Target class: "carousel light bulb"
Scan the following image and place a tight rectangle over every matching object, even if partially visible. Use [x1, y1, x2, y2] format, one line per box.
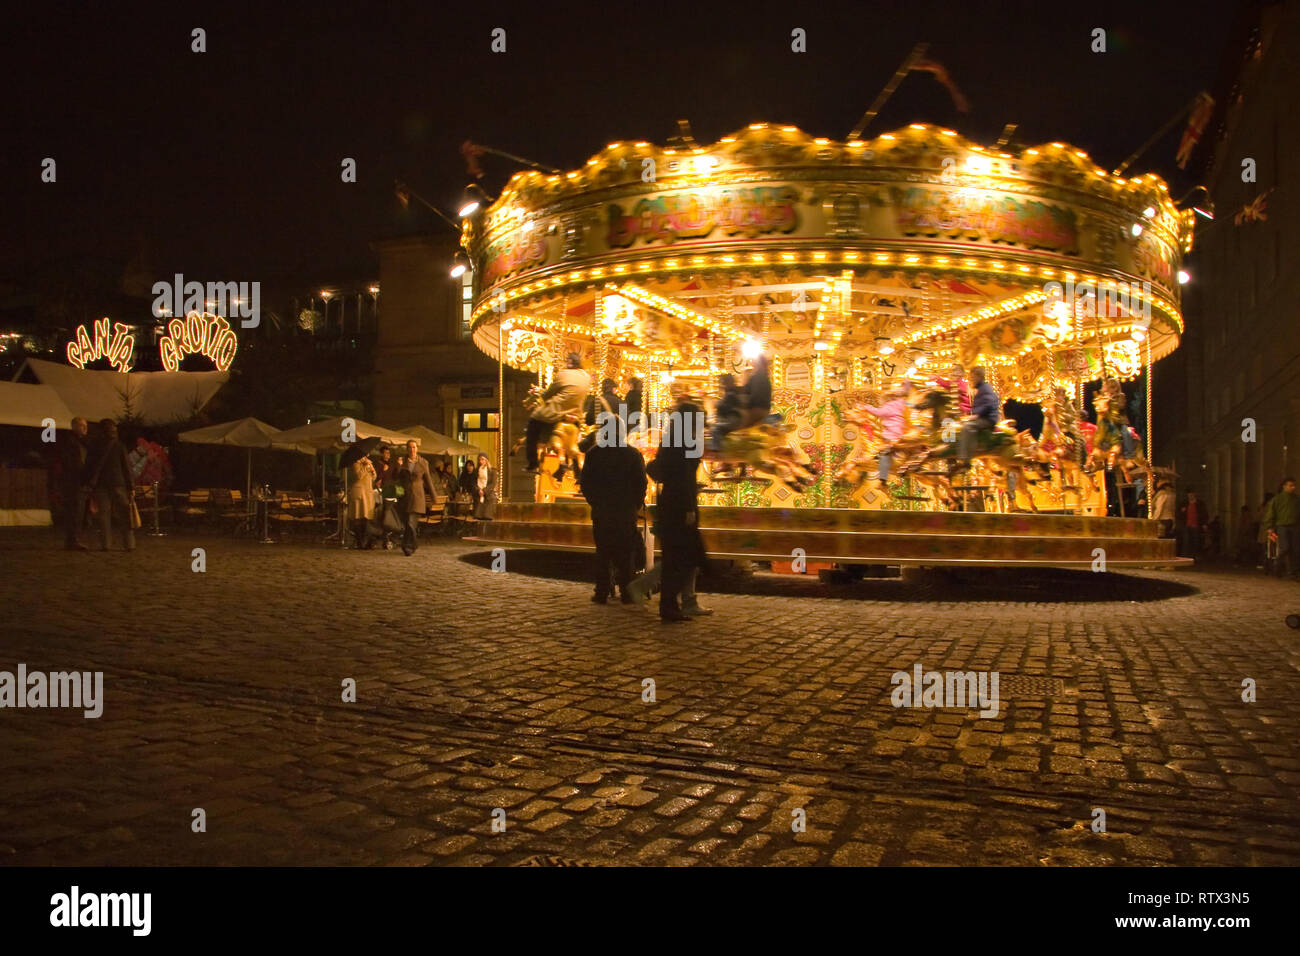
[1143, 206, 1157, 218]
[741, 339, 762, 359]
[1177, 270, 1191, 284]
[1130, 223, 1143, 237]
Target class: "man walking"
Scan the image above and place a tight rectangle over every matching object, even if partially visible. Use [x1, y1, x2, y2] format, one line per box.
[525, 353, 590, 473]
[396, 439, 436, 556]
[580, 413, 646, 604]
[60, 416, 91, 550]
[1261, 477, 1298, 579]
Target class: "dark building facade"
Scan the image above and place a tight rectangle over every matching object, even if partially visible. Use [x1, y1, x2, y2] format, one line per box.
[1161, 0, 1299, 547]
[371, 233, 533, 496]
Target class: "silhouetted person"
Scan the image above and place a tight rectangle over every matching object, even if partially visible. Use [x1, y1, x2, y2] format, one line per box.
[60, 416, 91, 550]
[580, 413, 646, 604]
[88, 419, 134, 552]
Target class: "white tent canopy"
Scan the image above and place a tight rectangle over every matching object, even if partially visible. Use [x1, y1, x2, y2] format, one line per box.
[16, 358, 228, 426]
[0, 381, 76, 428]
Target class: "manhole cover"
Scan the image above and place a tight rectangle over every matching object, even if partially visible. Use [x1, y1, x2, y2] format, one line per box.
[998, 676, 1066, 698]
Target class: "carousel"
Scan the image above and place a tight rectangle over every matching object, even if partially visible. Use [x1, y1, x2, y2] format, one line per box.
[462, 122, 1193, 569]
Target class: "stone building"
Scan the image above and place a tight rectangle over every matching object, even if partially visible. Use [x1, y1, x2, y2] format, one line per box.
[1161, 0, 1299, 547]
[371, 233, 534, 498]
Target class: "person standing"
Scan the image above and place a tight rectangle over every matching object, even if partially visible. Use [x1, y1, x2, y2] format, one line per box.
[459, 459, 480, 509]
[525, 353, 590, 473]
[60, 416, 91, 550]
[623, 376, 645, 435]
[88, 419, 135, 552]
[396, 440, 436, 556]
[373, 445, 395, 491]
[347, 455, 377, 549]
[1179, 488, 1206, 559]
[1261, 477, 1298, 579]
[580, 413, 647, 604]
[1151, 479, 1176, 537]
[475, 453, 497, 521]
[646, 399, 708, 623]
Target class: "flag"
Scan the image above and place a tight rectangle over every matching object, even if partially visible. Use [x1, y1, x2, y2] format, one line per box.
[1175, 92, 1215, 169]
[912, 58, 970, 112]
[1234, 188, 1274, 226]
[461, 140, 486, 179]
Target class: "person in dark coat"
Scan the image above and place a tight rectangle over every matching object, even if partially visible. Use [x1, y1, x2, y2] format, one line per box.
[645, 399, 708, 623]
[60, 416, 91, 550]
[580, 413, 647, 604]
[623, 376, 644, 434]
[396, 440, 437, 556]
[88, 418, 135, 552]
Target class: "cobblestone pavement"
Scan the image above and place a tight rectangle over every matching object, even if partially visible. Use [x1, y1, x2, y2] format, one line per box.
[1, 528, 1298, 867]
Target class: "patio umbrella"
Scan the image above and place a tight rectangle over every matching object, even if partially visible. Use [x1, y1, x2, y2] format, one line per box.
[179, 416, 314, 498]
[273, 418, 422, 498]
[273, 418, 420, 452]
[399, 424, 483, 457]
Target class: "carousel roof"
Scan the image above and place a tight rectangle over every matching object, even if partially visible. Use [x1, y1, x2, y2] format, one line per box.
[461, 124, 1195, 401]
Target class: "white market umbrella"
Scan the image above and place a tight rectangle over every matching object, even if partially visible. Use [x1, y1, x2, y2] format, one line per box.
[179, 416, 314, 498]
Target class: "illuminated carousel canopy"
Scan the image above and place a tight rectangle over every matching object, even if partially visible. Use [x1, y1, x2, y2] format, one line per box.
[461, 123, 1193, 402]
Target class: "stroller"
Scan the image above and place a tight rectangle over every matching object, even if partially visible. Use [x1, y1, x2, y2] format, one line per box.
[366, 483, 404, 549]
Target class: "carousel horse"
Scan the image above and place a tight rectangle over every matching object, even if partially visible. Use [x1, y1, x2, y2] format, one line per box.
[516, 386, 589, 483]
[1084, 388, 1148, 484]
[706, 420, 819, 491]
[1041, 389, 1094, 494]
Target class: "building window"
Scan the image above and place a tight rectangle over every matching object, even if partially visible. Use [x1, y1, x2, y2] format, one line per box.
[459, 271, 473, 339]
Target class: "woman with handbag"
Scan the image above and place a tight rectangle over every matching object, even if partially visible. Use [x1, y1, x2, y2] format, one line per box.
[88, 419, 136, 552]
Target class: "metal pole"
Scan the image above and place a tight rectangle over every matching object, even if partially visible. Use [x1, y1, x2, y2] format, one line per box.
[849, 42, 927, 140]
[498, 322, 505, 501]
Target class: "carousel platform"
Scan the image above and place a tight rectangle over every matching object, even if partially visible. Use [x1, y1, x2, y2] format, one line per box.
[468, 501, 1186, 570]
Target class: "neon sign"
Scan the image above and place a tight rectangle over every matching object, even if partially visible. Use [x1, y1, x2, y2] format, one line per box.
[158, 312, 238, 372]
[67, 318, 135, 373]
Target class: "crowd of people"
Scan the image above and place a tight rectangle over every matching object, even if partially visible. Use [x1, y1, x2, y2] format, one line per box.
[1168, 477, 1298, 578]
[346, 440, 497, 555]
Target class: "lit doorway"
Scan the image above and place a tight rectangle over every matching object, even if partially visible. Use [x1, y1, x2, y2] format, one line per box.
[457, 409, 499, 474]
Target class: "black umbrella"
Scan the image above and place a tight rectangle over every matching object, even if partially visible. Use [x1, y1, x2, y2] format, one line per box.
[339, 436, 383, 469]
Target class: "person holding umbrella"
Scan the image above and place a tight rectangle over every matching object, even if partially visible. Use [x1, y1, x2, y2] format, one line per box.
[339, 437, 383, 549]
[346, 454, 377, 549]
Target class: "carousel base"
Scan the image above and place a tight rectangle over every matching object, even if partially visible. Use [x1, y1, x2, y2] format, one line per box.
[468, 502, 1187, 570]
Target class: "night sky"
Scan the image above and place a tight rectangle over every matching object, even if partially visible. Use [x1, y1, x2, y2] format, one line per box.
[3, 0, 1240, 285]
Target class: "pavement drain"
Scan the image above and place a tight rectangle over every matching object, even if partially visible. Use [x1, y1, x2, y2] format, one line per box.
[998, 676, 1067, 699]
[513, 854, 600, 867]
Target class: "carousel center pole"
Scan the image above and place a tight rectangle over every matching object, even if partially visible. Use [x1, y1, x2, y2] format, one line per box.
[498, 322, 505, 502]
